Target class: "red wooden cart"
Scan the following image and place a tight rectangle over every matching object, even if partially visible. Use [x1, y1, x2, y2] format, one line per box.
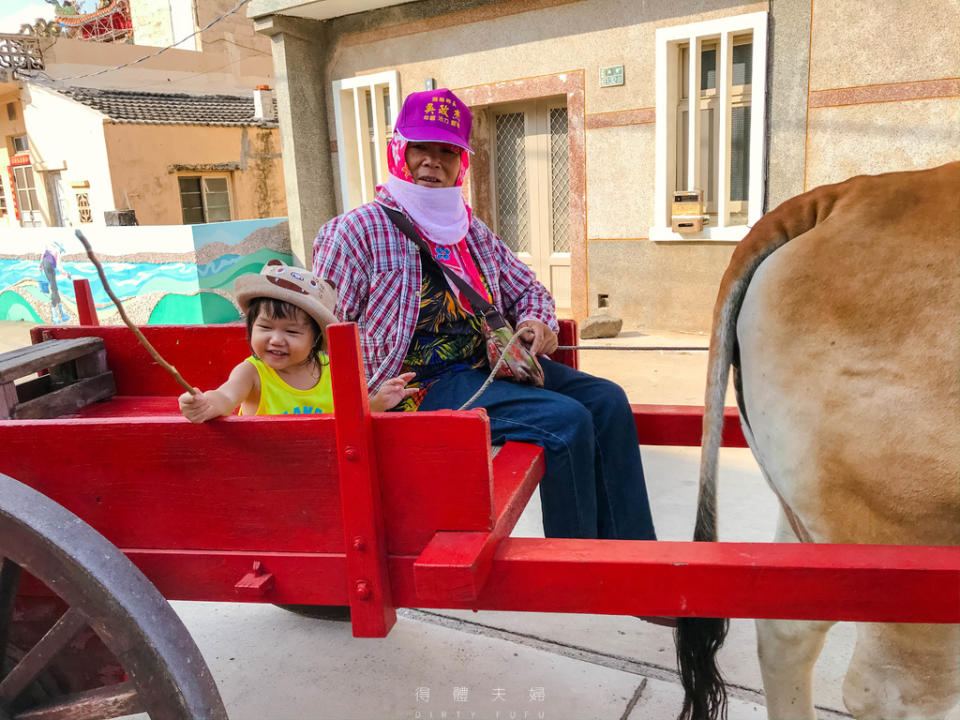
[0, 312, 957, 719]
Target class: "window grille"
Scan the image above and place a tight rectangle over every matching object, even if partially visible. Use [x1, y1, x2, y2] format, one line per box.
[495, 112, 529, 254]
[549, 107, 570, 254]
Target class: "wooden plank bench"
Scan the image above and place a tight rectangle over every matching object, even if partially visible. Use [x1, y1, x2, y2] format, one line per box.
[0, 337, 115, 420]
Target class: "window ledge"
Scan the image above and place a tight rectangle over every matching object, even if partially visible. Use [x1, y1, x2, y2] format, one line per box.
[168, 162, 240, 174]
[649, 225, 750, 242]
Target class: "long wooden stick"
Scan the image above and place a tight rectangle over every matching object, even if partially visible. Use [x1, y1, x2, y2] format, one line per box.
[74, 229, 197, 395]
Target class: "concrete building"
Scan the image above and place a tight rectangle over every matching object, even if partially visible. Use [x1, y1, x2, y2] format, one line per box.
[0, 0, 283, 229]
[248, 0, 960, 329]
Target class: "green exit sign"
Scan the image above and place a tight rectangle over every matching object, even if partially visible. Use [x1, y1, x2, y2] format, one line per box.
[599, 65, 624, 87]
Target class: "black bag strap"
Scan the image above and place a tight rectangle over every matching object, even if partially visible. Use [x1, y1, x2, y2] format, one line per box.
[382, 206, 507, 328]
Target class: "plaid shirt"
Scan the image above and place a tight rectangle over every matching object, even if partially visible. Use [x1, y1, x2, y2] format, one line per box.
[313, 186, 558, 391]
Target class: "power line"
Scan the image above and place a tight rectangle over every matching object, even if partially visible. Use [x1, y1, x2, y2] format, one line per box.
[33, 0, 254, 83]
[207, 36, 270, 56]
[117, 52, 259, 93]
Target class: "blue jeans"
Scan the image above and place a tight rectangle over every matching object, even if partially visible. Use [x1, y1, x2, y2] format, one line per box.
[418, 358, 656, 540]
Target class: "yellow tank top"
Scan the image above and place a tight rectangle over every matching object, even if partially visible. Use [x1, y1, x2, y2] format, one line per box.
[240, 354, 334, 416]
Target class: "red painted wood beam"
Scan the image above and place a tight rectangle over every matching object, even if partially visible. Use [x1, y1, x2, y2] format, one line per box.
[550, 318, 579, 370]
[328, 323, 396, 638]
[28, 324, 250, 395]
[413, 442, 544, 602]
[72, 278, 99, 326]
[121, 549, 350, 605]
[632, 404, 747, 447]
[455, 539, 960, 622]
[64, 396, 749, 449]
[71, 539, 960, 637]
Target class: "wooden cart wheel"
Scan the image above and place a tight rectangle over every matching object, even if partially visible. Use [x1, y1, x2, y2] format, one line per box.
[0, 473, 228, 720]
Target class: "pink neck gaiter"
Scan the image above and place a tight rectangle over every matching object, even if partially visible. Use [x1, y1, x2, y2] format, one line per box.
[383, 133, 489, 309]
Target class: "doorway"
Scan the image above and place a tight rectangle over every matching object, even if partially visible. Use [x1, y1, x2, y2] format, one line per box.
[490, 98, 571, 312]
[47, 171, 68, 227]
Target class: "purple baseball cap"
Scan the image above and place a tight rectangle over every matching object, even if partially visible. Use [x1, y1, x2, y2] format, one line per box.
[395, 88, 473, 152]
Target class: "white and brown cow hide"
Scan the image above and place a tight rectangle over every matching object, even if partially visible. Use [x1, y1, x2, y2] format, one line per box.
[676, 161, 960, 720]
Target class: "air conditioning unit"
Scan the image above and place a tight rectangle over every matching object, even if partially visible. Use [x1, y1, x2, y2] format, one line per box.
[671, 189, 708, 234]
[104, 209, 138, 226]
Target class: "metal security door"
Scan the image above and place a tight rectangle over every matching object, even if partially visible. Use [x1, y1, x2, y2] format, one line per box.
[492, 99, 571, 311]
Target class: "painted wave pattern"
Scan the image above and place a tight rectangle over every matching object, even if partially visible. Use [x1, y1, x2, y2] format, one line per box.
[1, 258, 196, 306]
[199, 254, 243, 278]
[0, 246, 292, 322]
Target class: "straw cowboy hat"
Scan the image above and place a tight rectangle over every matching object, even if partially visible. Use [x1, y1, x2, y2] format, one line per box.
[234, 260, 337, 331]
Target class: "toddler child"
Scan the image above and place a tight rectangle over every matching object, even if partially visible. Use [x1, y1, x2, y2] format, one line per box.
[179, 260, 415, 421]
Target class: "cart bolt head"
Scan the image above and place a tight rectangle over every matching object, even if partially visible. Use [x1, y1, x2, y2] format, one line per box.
[352, 536, 366, 552]
[344, 446, 358, 461]
[355, 579, 372, 600]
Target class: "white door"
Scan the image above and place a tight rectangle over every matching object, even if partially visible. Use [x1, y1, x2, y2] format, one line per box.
[48, 171, 68, 227]
[491, 99, 571, 312]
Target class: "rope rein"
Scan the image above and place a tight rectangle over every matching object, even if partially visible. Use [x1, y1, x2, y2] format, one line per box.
[457, 333, 710, 410]
[557, 345, 709, 352]
[457, 328, 526, 411]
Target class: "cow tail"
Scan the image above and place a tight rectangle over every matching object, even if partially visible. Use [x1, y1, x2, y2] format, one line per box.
[675, 186, 834, 720]
[675, 280, 739, 720]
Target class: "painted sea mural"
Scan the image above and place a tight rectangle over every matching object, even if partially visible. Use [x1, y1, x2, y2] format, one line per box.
[0, 218, 292, 325]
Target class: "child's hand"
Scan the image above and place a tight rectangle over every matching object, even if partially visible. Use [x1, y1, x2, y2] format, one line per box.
[369, 372, 417, 412]
[178, 363, 255, 422]
[178, 388, 221, 423]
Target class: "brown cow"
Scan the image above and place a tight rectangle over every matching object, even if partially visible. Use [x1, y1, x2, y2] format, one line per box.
[676, 162, 960, 720]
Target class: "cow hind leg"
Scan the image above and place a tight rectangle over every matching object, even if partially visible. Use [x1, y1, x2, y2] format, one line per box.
[757, 513, 836, 720]
[842, 622, 960, 720]
[757, 617, 835, 720]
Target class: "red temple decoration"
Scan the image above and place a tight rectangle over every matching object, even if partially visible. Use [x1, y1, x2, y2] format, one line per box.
[52, 0, 133, 42]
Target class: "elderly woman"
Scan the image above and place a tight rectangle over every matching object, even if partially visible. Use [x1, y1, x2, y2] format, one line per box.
[314, 88, 656, 542]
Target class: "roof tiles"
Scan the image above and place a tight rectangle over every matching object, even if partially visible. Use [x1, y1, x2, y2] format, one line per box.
[58, 86, 278, 127]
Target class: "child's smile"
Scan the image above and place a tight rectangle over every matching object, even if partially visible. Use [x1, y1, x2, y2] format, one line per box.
[250, 310, 317, 380]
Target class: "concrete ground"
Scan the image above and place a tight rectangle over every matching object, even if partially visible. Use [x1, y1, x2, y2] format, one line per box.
[1, 321, 856, 720]
[0, 321, 37, 354]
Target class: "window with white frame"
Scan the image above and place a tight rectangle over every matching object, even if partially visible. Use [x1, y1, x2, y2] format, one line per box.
[652, 11, 767, 241]
[178, 175, 232, 224]
[332, 71, 400, 212]
[12, 165, 41, 227]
